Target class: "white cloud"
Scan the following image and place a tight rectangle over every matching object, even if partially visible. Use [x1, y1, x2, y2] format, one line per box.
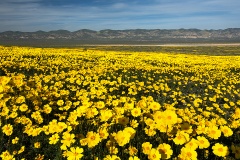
[0, 0, 239, 32]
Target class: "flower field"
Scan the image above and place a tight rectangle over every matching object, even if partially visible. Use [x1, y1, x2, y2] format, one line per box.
[0, 46, 240, 160]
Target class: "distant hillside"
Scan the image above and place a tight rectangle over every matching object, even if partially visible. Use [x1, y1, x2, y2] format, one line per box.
[0, 28, 240, 46]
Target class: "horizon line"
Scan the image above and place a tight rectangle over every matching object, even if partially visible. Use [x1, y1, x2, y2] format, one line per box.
[1, 28, 240, 33]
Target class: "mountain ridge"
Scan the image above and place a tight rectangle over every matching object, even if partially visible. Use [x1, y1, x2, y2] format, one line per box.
[1, 28, 240, 46]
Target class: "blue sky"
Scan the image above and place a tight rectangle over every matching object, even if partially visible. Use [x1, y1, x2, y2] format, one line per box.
[0, 0, 240, 32]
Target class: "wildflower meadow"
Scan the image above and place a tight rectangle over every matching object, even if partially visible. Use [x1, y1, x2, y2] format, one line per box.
[0, 46, 240, 160]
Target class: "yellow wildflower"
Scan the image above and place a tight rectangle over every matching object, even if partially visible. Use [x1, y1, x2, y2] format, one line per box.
[212, 143, 229, 157]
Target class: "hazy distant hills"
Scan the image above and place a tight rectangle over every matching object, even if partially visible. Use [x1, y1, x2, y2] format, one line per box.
[0, 28, 240, 46]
